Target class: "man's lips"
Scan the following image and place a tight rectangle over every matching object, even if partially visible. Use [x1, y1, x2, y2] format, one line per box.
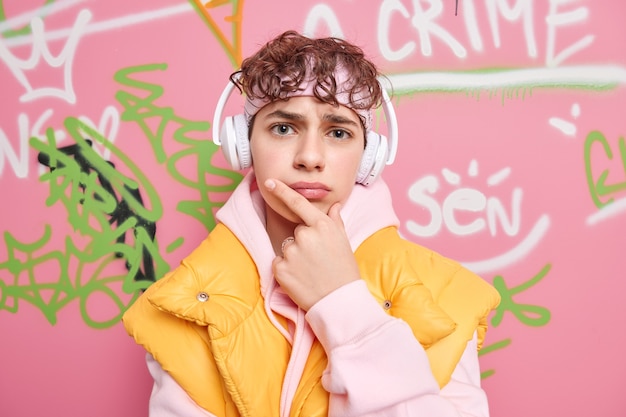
[289, 182, 331, 199]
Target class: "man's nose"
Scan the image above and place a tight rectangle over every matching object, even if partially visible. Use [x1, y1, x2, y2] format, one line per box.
[293, 132, 325, 170]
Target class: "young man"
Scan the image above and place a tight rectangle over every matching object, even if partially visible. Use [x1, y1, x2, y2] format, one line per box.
[123, 30, 501, 417]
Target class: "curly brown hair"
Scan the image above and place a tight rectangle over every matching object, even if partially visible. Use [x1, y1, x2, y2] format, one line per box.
[230, 30, 383, 115]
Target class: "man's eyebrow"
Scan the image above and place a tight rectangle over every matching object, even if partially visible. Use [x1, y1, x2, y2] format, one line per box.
[264, 110, 305, 121]
[264, 110, 358, 126]
[322, 113, 359, 126]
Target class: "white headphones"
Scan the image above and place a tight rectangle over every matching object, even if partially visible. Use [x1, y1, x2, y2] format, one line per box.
[212, 75, 398, 186]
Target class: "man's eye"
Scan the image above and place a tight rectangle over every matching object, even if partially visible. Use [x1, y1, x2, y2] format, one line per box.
[271, 124, 293, 135]
[331, 129, 349, 139]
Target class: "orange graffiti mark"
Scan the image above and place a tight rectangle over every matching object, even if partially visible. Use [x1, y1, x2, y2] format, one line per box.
[189, 0, 245, 67]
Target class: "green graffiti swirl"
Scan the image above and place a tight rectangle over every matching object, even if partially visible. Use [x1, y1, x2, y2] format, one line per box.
[491, 264, 552, 327]
[1, 63, 244, 327]
[479, 338, 512, 379]
[477, 265, 551, 378]
[4, 118, 172, 327]
[113, 63, 242, 232]
[584, 130, 626, 208]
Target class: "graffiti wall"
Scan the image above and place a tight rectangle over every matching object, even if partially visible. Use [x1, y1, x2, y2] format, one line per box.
[1, 0, 624, 416]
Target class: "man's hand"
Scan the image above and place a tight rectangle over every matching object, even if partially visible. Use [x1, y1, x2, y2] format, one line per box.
[265, 179, 361, 311]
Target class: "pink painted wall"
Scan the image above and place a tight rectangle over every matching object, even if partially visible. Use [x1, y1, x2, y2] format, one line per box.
[1, 0, 625, 416]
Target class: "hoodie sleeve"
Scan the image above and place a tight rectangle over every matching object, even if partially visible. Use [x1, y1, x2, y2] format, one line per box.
[146, 354, 218, 417]
[305, 280, 490, 417]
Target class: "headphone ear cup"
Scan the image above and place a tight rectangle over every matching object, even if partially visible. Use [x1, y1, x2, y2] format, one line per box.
[219, 114, 251, 170]
[356, 131, 389, 186]
[233, 114, 251, 169]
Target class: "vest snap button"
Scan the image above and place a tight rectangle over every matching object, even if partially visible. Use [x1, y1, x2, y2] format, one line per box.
[196, 292, 209, 302]
[383, 300, 392, 310]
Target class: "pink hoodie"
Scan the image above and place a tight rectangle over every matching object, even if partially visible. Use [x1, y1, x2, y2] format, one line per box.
[145, 172, 491, 417]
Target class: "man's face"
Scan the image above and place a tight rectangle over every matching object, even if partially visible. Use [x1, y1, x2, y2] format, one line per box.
[250, 96, 365, 223]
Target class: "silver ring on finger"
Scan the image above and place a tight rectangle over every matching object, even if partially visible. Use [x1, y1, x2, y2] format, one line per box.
[281, 236, 295, 254]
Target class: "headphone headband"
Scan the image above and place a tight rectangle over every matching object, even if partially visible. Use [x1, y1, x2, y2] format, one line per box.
[212, 75, 238, 147]
[378, 81, 398, 165]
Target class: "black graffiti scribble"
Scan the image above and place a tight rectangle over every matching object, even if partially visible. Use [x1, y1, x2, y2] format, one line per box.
[37, 138, 157, 284]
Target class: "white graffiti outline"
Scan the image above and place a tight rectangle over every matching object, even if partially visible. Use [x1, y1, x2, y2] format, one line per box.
[304, 1, 624, 90]
[549, 103, 580, 137]
[0, 9, 91, 103]
[1, 3, 194, 48]
[586, 197, 626, 226]
[387, 65, 626, 93]
[546, 0, 594, 67]
[0, 0, 87, 34]
[462, 214, 551, 274]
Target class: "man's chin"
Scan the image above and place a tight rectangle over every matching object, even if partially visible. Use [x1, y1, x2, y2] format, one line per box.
[307, 200, 331, 215]
[280, 203, 328, 224]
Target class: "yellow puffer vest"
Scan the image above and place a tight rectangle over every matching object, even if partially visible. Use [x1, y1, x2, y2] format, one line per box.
[123, 224, 500, 417]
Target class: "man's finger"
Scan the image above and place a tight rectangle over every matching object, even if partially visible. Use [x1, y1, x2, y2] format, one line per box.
[264, 179, 323, 226]
[327, 203, 345, 227]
